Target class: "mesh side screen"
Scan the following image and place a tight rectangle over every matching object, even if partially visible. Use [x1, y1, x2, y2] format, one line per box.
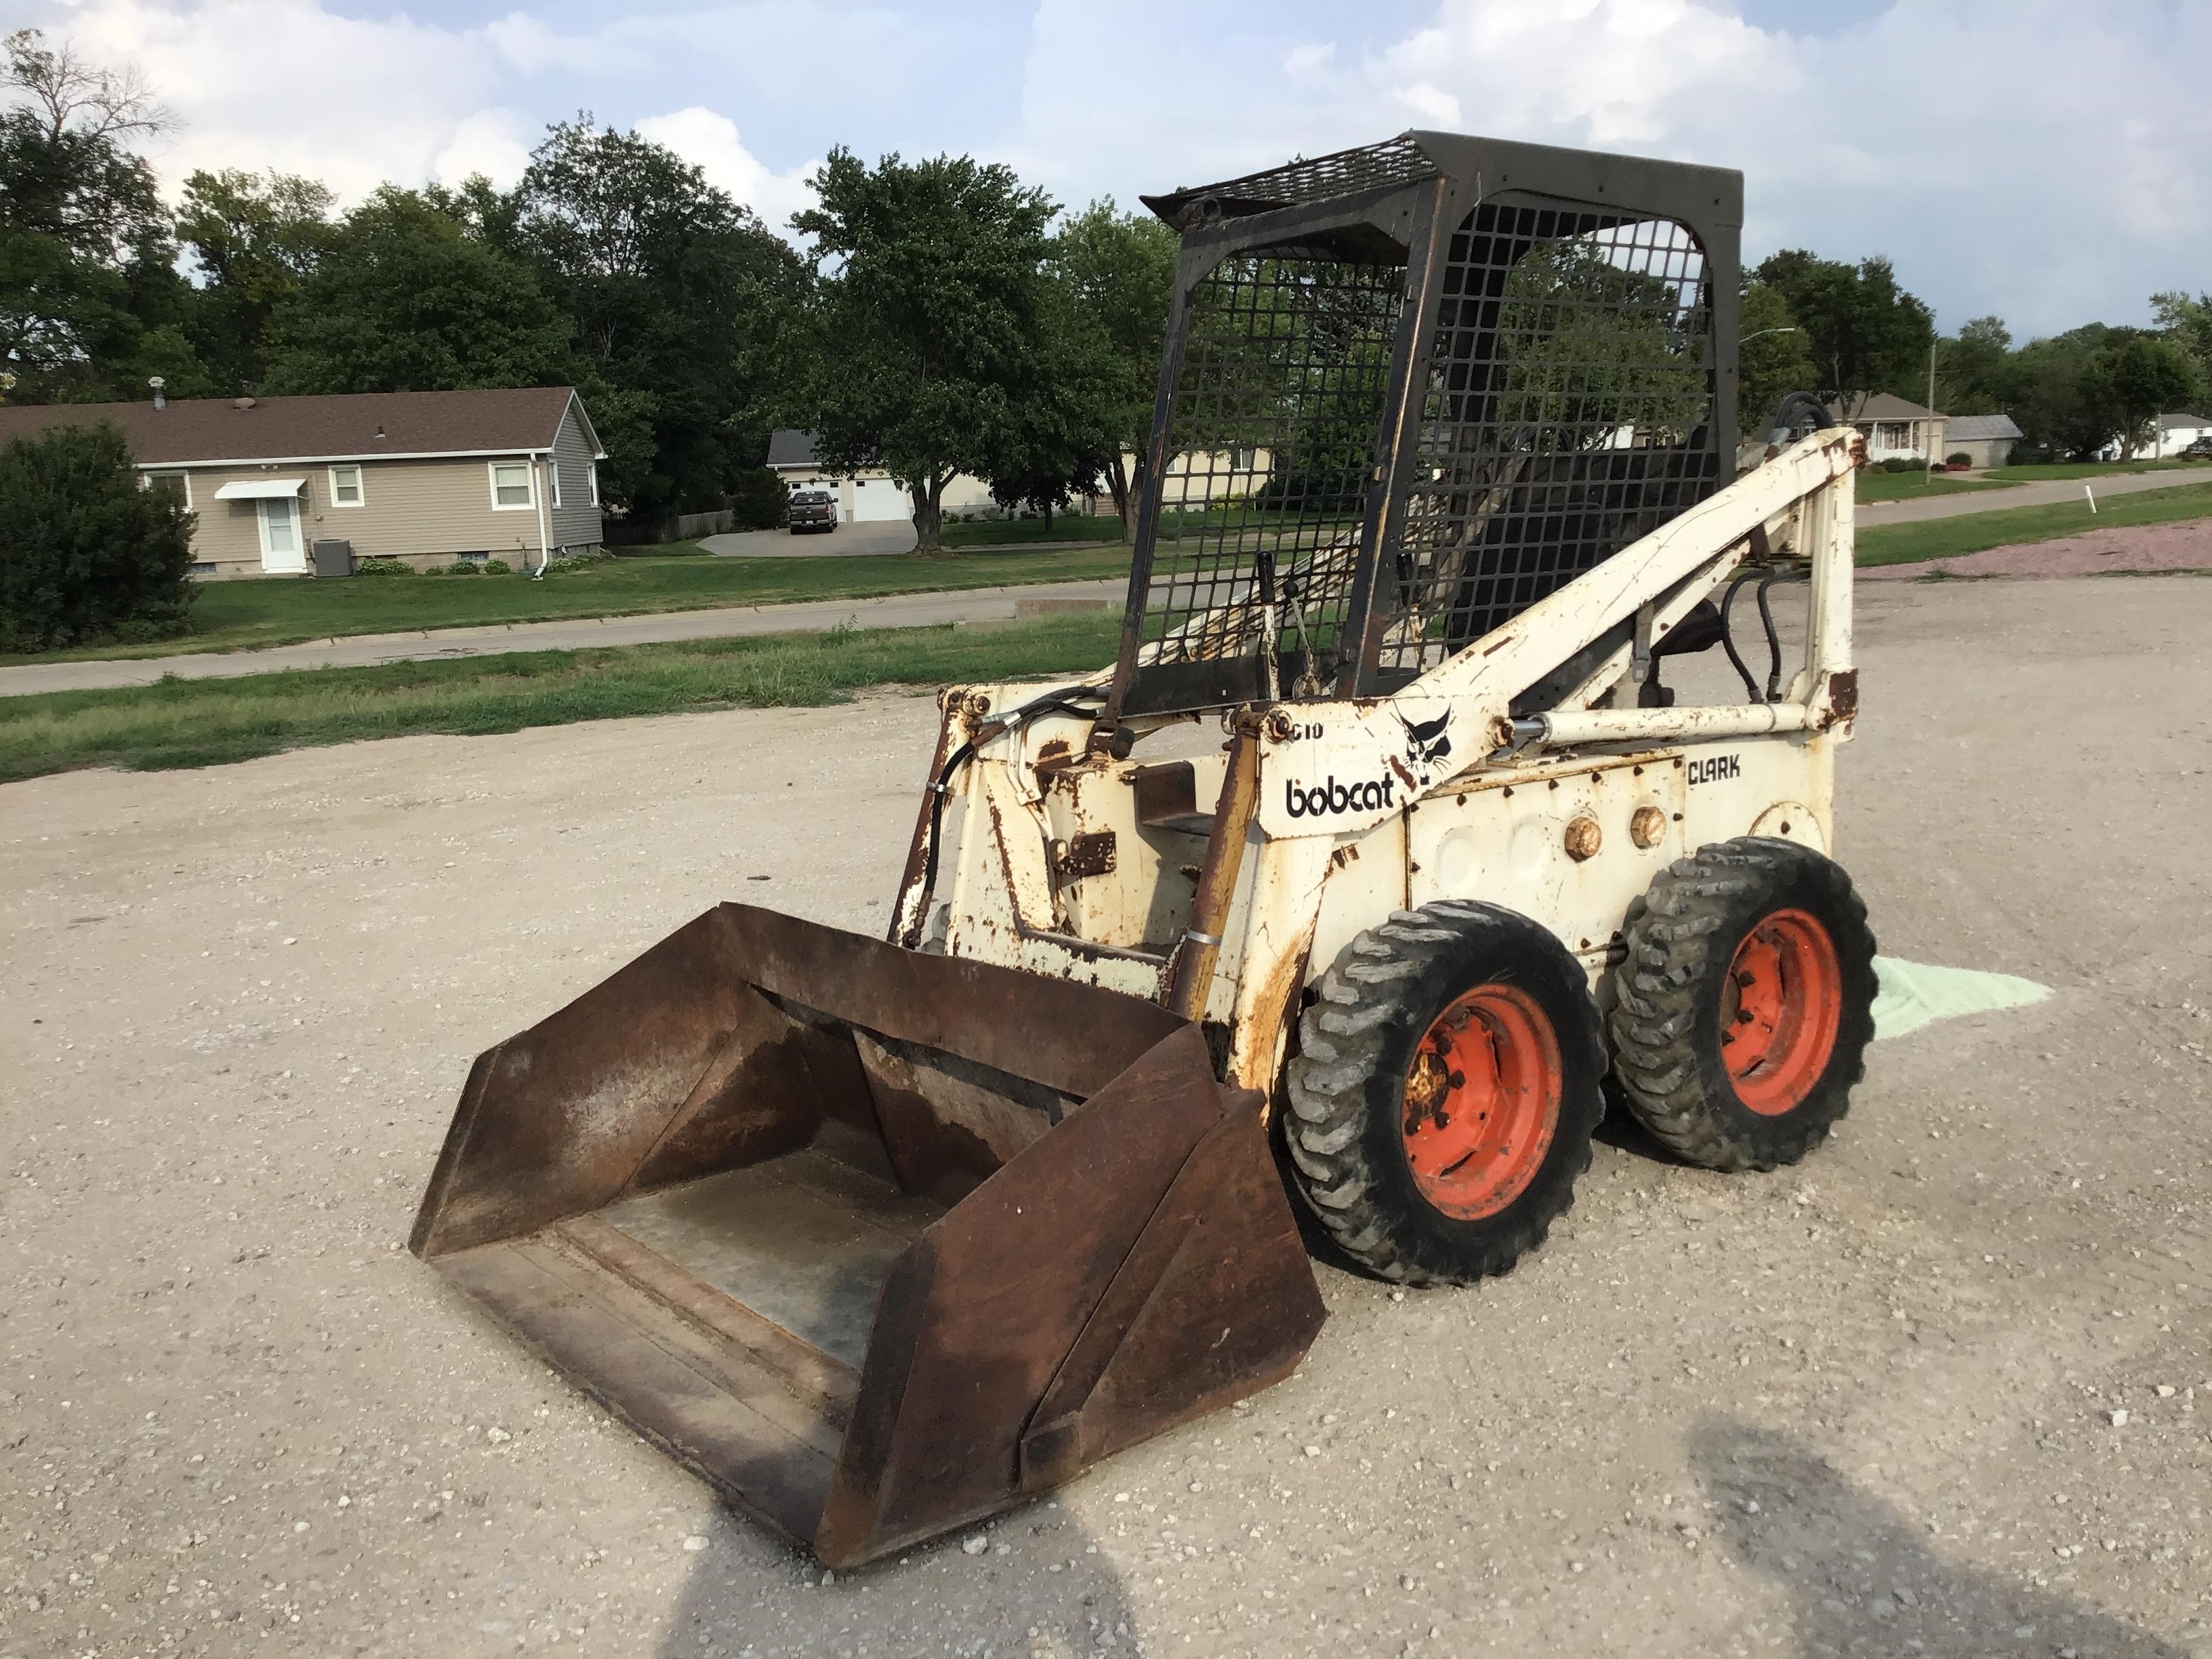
[1377, 205, 1719, 679]
[1134, 253, 1408, 696]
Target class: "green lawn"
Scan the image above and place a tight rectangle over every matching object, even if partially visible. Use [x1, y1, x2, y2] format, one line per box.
[0, 544, 1134, 667]
[939, 514, 1125, 548]
[1853, 470, 2013, 504]
[1857, 480, 2212, 567]
[0, 611, 1124, 783]
[1984, 459, 2210, 483]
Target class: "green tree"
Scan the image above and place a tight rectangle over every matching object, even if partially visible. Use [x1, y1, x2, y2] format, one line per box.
[504, 119, 808, 523]
[793, 148, 1058, 550]
[2081, 332, 2199, 459]
[1738, 281, 1817, 436]
[0, 28, 204, 402]
[175, 167, 334, 392]
[1049, 199, 1179, 532]
[2150, 290, 2212, 398]
[1995, 325, 2119, 459]
[262, 187, 575, 395]
[0, 420, 194, 649]
[1753, 250, 1935, 409]
[1935, 314, 2012, 417]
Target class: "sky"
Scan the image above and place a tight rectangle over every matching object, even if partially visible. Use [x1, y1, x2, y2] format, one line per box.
[7, 0, 2207, 339]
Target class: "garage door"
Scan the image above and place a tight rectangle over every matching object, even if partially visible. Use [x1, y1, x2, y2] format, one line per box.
[850, 476, 910, 523]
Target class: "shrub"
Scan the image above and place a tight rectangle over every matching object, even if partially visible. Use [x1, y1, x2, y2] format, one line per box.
[481, 558, 513, 575]
[1946, 452, 1972, 468]
[444, 560, 484, 576]
[543, 549, 613, 575]
[356, 556, 413, 577]
[730, 466, 787, 531]
[0, 422, 196, 651]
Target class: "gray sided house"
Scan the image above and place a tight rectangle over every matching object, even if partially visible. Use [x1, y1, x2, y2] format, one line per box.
[1944, 413, 2024, 468]
[0, 387, 606, 577]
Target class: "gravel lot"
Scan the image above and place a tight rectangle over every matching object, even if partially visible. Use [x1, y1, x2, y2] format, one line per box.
[5, 576, 2209, 1659]
[1861, 519, 2212, 581]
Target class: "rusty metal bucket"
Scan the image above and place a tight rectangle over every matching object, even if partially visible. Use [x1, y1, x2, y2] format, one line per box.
[410, 905, 1326, 1566]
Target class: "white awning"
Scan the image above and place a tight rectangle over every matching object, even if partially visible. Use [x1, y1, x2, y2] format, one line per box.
[211, 478, 306, 501]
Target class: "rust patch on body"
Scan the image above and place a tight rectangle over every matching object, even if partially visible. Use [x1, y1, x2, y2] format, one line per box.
[1824, 669, 1860, 724]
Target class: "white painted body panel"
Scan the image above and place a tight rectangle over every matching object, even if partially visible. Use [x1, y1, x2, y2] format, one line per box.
[907, 428, 1864, 1092]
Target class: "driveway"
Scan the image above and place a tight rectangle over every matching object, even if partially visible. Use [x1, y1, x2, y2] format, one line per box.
[702, 521, 918, 558]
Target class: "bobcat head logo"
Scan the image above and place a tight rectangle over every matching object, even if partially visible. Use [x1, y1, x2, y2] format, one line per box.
[1398, 709, 1452, 783]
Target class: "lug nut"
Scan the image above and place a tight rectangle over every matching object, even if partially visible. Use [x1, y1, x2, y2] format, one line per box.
[1563, 815, 1602, 861]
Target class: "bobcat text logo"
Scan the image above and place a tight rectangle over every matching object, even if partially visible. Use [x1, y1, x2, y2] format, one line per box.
[1687, 754, 1742, 785]
[1284, 775, 1397, 819]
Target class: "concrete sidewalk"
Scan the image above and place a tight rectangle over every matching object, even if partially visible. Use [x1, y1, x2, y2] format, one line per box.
[1860, 464, 2209, 524]
[0, 579, 1124, 698]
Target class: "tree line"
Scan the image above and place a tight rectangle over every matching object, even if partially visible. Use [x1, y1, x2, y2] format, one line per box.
[1742, 251, 2206, 462]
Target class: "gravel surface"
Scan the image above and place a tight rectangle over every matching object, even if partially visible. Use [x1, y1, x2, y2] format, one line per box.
[5, 576, 2210, 1659]
[1863, 518, 2212, 581]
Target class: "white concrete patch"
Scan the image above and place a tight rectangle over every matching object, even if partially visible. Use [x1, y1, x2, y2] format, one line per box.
[1870, 956, 2051, 1042]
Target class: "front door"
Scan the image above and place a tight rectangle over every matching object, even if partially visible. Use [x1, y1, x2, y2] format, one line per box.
[258, 497, 306, 573]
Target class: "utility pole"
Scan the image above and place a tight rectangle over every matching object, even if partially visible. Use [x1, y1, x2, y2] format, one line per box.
[1925, 341, 1939, 483]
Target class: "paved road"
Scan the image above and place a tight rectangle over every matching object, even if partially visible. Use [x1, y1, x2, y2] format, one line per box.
[0, 577, 1124, 697]
[1860, 464, 2209, 523]
[7, 575, 2209, 1659]
[702, 522, 918, 558]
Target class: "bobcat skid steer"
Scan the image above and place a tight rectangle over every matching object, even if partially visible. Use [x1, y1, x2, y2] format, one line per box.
[413, 131, 1876, 1567]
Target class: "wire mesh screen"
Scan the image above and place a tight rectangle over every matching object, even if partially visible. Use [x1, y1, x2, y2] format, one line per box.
[1131, 249, 1408, 703]
[1374, 204, 1719, 679]
[1147, 135, 1438, 224]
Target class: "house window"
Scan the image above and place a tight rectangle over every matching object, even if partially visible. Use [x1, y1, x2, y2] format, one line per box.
[489, 461, 534, 510]
[1875, 421, 1911, 449]
[328, 464, 364, 507]
[587, 463, 600, 507]
[549, 462, 562, 509]
[1229, 447, 1256, 472]
[146, 471, 190, 508]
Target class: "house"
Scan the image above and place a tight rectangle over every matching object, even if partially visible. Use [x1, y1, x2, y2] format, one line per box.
[2149, 413, 2212, 459]
[765, 430, 1273, 518]
[1943, 413, 2024, 468]
[0, 386, 607, 577]
[1828, 394, 1947, 464]
[766, 431, 995, 522]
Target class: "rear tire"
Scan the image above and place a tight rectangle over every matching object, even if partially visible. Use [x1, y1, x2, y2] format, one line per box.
[1607, 838, 1877, 1172]
[1284, 903, 1605, 1286]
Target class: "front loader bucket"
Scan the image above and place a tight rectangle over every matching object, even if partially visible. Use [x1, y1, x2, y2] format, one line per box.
[410, 905, 1325, 1566]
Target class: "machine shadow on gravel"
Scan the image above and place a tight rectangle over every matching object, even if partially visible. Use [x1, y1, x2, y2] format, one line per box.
[1690, 1420, 2188, 1657]
[653, 1504, 1139, 1659]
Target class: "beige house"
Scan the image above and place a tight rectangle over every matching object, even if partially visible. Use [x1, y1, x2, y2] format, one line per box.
[1827, 393, 1948, 464]
[0, 386, 606, 577]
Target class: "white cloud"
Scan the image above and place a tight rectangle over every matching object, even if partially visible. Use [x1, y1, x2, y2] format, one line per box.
[634, 107, 819, 232]
[432, 110, 535, 191]
[1394, 81, 1462, 129]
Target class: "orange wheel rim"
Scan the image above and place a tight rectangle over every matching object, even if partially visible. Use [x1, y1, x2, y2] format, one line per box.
[1401, 984, 1563, 1221]
[1721, 908, 1843, 1116]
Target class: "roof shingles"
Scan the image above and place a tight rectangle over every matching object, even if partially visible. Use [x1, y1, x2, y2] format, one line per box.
[0, 387, 582, 466]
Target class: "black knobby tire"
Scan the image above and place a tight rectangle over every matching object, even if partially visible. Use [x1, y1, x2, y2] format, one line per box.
[1607, 837, 1877, 1172]
[1284, 902, 1606, 1286]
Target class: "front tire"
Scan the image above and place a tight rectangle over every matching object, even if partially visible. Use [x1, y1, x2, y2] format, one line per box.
[1284, 903, 1606, 1286]
[1607, 838, 1877, 1172]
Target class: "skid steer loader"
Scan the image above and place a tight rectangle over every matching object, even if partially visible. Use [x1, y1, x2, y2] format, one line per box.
[413, 130, 1877, 1567]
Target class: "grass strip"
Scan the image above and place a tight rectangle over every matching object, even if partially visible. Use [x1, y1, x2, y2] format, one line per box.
[1985, 459, 2207, 483]
[1856, 481, 2212, 567]
[1852, 470, 2011, 503]
[0, 612, 1124, 784]
[0, 544, 1134, 667]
